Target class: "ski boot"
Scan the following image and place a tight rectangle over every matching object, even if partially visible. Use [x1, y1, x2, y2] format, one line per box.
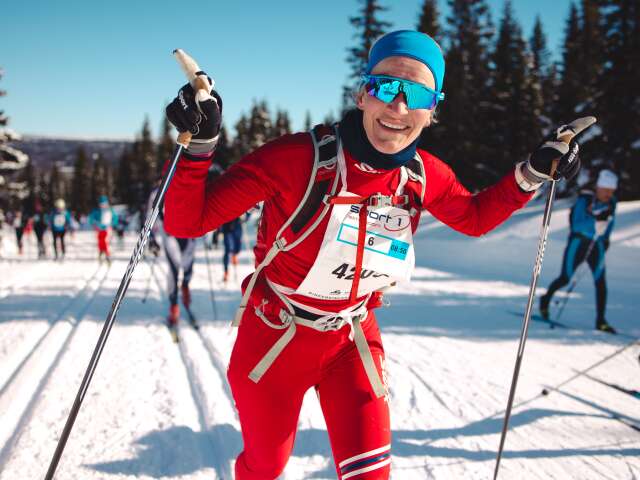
[539, 295, 550, 321]
[167, 304, 180, 342]
[596, 320, 617, 335]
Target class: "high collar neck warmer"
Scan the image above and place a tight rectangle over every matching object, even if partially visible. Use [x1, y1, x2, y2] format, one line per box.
[339, 109, 418, 171]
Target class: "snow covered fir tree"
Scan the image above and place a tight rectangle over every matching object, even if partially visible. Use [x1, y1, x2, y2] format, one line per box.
[0, 67, 29, 209]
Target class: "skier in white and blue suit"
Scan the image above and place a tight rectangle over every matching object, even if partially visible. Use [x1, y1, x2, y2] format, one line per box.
[540, 169, 619, 333]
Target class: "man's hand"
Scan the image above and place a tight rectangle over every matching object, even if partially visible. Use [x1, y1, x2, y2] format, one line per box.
[518, 117, 597, 190]
[166, 73, 222, 155]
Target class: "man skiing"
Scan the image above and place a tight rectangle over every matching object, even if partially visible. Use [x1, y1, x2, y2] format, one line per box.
[163, 30, 591, 479]
[146, 183, 197, 336]
[89, 195, 118, 264]
[32, 200, 48, 259]
[50, 198, 72, 260]
[12, 210, 26, 255]
[221, 217, 242, 283]
[540, 169, 618, 333]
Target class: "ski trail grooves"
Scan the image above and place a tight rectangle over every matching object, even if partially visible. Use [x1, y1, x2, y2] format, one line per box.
[151, 261, 237, 412]
[0, 264, 104, 395]
[149, 263, 239, 479]
[0, 264, 111, 468]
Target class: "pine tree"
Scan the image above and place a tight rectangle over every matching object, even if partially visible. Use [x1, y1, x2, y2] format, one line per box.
[271, 109, 292, 139]
[20, 160, 37, 214]
[424, 0, 494, 188]
[487, 0, 540, 176]
[247, 101, 272, 150]
[554, 3, 584, 123]
[304, 111, 312, 131]
[416, 0, 440, 38]
[529, 16, 554, 129]
[137, 116, 156, 202]
[90, 153, 112, 207]
[343, 0, 391, 113]
[214, 125, 234, 170]
[232, 114, 251, 164]
[597, 0, 640, 199]
[156, 114, 174, 174]
[70, 147, 92, 215]
[115, 147, 135, 208]
[579, 0, 605, 106]
[0, 67, 29, 205]
[48, 163, 66, 206]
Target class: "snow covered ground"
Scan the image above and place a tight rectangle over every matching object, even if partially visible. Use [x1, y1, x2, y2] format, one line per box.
[0, 198, 639, 479]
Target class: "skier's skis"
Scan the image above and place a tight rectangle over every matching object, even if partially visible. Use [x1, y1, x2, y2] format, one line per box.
[184, 306, 200, 330]
[508, 311, 569, 330]
[583, 373, 640, 400]
[167, 323, 180, 343]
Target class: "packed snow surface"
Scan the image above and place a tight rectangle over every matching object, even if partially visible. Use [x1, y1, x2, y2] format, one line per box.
[0, 199, 639, 479]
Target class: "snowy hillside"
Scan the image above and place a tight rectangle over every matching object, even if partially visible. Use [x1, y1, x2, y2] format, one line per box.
[0, 199, 638, 479]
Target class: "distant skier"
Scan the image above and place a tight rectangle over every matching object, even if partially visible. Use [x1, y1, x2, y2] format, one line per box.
[114, 213, 128, 249]
[146, 184, 197, 335]
[50, 199, 72, 260]
[12, 210, 26, 255]
[164, 30, 593, 479]
[222, 217, 242, 282]
[32, 201, 48, 259]
[89, 195, 118, 264]
[540, 169, 619, 333]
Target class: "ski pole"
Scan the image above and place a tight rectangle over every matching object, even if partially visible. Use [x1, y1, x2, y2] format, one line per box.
[493, 178, 558, 480]
[44, 49, 209, 480]
[202, 236, 218, 320]
[142, 253, 158, 303]
[493, 122, 589, 479]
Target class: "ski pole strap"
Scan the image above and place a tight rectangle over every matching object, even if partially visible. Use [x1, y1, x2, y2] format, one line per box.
[233, 238, 287, 327]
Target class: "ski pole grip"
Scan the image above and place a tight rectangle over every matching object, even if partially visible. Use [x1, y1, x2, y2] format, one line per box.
[173, 48, 214, 147]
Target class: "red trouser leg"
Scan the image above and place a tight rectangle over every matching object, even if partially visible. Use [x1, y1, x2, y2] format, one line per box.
[97, 230, 107, 253]
[318, 314, 391, 479]
[228, 310, 312, 480]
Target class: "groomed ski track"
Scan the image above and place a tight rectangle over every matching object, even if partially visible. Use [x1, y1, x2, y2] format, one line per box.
[0, 199, 639, 479]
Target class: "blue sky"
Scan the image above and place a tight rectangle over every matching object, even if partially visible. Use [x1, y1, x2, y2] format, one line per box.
[2, 0, 572, 140]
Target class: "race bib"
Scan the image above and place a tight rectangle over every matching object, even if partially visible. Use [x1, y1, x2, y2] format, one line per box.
[101, 210, 112, 226]
[53, 214, 66, 228]
[295, 198, 415, 300]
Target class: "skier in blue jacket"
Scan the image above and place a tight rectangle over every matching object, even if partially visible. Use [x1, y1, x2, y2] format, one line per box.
[540, 169, 618, 333]
[50, 198, 72, 260]
[89, 195, 119, 263]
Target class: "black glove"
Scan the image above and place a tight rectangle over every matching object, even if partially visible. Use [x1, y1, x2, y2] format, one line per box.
[521, 117, 596, 187]
[166, 73, 222, 155]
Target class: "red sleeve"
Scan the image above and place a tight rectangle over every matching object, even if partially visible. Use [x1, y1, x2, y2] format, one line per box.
[164, 133, 311, 238]
[421, 152, 533, 237]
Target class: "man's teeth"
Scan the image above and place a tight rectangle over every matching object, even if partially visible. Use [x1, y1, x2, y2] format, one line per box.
[379, 120, 405, 130]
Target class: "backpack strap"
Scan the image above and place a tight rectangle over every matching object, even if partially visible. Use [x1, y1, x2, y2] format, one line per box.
[402, 153, 426, 209]
[233, 124, 340, 326]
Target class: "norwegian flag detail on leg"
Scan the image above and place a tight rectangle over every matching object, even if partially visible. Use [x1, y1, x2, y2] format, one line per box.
[338, 444, 391, 479]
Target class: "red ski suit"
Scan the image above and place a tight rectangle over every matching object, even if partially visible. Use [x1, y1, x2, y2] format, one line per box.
[164, 131, 532, 479]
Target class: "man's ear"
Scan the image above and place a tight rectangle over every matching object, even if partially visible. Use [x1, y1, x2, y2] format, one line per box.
[355, 90, 365, 110]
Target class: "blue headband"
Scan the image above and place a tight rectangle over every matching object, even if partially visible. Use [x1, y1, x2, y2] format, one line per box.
[365, 30, 445, 92]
